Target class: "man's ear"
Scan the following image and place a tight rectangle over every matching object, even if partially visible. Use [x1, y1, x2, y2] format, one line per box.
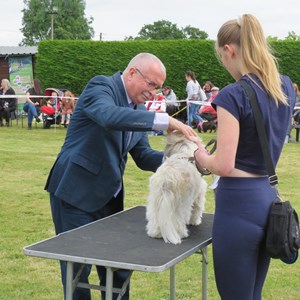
[128, 67, 136, 78]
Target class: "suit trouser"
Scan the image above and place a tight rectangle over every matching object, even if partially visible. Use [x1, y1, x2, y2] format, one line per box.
[50, 192, 130, 300]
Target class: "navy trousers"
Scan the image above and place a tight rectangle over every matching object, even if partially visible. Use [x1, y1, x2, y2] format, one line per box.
[50, 192, 130, 300]
[213, 177, 275, 300]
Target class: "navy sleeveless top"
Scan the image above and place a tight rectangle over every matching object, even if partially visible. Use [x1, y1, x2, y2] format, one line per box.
[213, 74, 295, 175]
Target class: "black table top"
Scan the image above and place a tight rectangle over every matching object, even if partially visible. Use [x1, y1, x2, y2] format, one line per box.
[24, 206, 213, 272]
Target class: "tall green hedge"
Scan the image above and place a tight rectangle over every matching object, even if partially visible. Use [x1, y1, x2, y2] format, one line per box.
[36, 40, 300, 98]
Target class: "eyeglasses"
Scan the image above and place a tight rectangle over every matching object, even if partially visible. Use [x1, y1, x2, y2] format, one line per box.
[135, 67, 160, 90]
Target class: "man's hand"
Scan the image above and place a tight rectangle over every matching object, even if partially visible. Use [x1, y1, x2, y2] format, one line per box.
[168, 116, 197, 139]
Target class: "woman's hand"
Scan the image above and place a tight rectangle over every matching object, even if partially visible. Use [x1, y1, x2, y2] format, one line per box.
[194, 142, 210, 170]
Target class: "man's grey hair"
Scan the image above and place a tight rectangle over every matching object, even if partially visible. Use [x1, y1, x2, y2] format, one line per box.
[124, 53, 166, 73]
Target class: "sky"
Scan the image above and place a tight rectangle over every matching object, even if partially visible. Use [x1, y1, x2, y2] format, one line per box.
[1, 0, 300, 46]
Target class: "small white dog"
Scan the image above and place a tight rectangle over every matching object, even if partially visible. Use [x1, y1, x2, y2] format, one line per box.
[146, 131, 208, 244]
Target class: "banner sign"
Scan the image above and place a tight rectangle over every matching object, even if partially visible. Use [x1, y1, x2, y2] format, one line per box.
[9, 55, 33, 103]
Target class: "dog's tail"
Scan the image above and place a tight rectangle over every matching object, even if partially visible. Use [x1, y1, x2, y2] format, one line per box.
[156, 185, 184, 245]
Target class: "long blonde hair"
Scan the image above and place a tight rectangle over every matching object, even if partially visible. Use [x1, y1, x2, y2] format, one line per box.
[1, 78, 11, 90]
[217, 14, 287, 105]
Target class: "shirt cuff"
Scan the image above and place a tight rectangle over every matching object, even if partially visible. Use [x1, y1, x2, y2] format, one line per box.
[152, 113, 169, 131]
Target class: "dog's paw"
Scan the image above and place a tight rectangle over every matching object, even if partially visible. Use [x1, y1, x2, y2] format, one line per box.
[188, 216, 202, 226]
[177, 226, 189, 239]
[164, 235, 182, 244]
[146, 225, 162, 239]
[147, 232, 162, 239]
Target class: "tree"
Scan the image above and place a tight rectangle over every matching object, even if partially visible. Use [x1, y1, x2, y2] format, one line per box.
[125, 20, 208, 40]
[138, 20, 185, 40]
[285, 31, 300, 41]
[267, 35, 279, 42]
[182, 25, 208, 40]
[20, 0, 94, 46]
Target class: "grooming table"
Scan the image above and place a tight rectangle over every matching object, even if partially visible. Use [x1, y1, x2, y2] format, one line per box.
[24, 206, 213, 300]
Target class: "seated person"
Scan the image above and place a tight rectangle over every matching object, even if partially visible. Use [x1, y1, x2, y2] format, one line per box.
[23, 79, 43, 129]
[0, 79, 17, 127]
[203, 81, 214, 99]
[47, 91, 61, 112]
[199, 86, 219, 121]
[199, 103, 217, 121]
[161, 86, 179, 116]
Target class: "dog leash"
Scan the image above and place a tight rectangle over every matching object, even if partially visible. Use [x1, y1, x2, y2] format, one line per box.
[189, 138, 217, 176]
[205, 138, 217, 155]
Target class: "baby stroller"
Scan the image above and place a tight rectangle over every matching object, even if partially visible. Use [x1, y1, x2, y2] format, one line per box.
[41, 88, 63, 129]
[197, 104, 218, 133]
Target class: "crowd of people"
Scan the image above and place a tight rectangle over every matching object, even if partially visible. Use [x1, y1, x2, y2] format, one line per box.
[143, 71, 218, 134]
[0, 77, 76, 130]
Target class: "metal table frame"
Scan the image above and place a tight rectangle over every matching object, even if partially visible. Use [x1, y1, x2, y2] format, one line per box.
[24, 206, 213, 300]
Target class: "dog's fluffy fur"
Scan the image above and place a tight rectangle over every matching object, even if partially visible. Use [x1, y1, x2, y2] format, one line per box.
[146, 131, 207, 244]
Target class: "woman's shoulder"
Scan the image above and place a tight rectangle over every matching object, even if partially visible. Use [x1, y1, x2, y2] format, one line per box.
[216, 81, 242, 98]
[212, 81, 248, 118]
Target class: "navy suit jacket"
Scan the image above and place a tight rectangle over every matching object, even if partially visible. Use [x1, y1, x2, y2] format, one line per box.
[45, 72, 163, 212]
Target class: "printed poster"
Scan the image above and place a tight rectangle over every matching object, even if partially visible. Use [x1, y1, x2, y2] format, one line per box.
[9, 55, 33, 103]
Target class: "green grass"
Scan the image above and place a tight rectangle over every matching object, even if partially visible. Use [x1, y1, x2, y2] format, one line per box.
[1, 121, 299, 300]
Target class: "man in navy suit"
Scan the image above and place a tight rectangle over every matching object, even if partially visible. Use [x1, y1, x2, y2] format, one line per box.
[45, 52, 196, 299]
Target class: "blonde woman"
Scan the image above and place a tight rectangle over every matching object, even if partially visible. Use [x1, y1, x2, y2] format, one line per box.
[0, 79, 17, 126]
[194, 14, 295, 299]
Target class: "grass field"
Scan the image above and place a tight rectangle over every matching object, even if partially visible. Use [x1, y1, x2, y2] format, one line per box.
[0, 121, 299, 300]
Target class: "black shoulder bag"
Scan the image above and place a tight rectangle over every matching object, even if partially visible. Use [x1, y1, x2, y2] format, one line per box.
[239, 80, 300, 263]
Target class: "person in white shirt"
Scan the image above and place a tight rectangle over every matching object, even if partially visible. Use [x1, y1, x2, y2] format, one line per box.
[185, 71, 205, 127]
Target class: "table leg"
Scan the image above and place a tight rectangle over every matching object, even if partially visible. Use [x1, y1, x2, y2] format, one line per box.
[170, 266, 176, 300]
[106, 267, 114, 300]
[202, 247, 208, 300]
[66, 261, 74, 300]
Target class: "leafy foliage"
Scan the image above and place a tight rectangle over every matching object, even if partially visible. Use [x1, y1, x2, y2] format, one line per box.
[182, 25, 208, 40]
[35, 40, 300, 99]
[285, 31, 300, 41]
[20, 0, 94, 46]
[125, 20, 208, 41]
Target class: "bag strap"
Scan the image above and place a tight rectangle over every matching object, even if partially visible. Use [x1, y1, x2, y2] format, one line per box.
[238, 79, 278, 186]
